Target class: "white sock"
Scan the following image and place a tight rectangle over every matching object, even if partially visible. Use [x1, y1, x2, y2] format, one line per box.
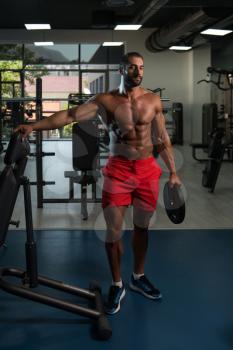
[133, 272, 144, 280]
[112, 279, 123, 288]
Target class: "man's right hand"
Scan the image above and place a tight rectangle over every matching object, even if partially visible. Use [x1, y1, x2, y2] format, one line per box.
[14, 124, 34, 138]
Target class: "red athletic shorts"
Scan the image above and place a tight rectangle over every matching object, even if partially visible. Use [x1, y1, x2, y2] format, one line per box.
[102, 155, 162, 212]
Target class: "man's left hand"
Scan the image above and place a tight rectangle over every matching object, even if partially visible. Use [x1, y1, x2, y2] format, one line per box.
[169, 173, 182, 187]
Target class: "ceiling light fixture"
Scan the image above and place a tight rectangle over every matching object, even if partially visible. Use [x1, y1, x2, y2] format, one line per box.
[25, 24, 51, 30]
[103, 42, 123, 46]
[169, 46, 192, 51]
[34, 42, 54, 46]
[114, 24, 142, 30]
[201, 29, 232, 36]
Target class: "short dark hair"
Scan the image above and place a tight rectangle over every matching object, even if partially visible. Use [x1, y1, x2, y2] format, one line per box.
[120, 52, 144, 66]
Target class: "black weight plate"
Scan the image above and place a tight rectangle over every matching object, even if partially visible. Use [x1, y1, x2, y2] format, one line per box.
[163, 182, 185, 224]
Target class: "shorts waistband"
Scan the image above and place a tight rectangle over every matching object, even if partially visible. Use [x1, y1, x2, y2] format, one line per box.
[108, 155, 154, 163]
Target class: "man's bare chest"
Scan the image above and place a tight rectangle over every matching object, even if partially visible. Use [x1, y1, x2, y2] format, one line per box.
[104, 99, 155, 127]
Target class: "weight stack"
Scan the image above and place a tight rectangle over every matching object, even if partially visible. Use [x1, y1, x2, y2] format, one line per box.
[172, 102, 183, 145]
[202, 103, 218, 145]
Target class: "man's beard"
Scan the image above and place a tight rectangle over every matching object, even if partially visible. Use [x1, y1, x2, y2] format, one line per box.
[125, 75, 143, 88]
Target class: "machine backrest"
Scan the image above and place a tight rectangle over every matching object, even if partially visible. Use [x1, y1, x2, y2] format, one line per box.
[208, 128, 226, 159]
[0, 132, 30, 246]
[72, 120, 99, 171]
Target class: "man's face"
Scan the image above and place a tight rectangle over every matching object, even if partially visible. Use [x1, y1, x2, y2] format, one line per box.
[122, 56, 144, 88]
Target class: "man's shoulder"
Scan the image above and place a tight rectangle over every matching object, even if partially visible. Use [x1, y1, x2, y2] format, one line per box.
[107, 89, 120, 97]
[142, 88, 160, 99]
[94, 90, 117, 102]
[141, 89, 161, 107]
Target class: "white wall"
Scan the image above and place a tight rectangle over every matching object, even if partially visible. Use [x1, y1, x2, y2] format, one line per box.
[109, 71, 121, 90]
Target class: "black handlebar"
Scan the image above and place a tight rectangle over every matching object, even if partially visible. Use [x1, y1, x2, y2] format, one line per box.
[207, 67, 233, 75]
[197, 67, 233, 91]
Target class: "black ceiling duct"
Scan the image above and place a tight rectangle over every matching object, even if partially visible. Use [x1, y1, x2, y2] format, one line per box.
[145, 7, 230, 52]
[92, 10, 115, 28]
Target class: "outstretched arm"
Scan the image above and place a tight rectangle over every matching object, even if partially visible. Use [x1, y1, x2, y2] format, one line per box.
[152, 97, 181, 186]
[15, 95, 103, 138]
[35, 102, 99, 130]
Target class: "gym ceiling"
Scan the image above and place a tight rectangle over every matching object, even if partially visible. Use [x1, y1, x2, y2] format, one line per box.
[0, 0, 231, 29]
[0, 0, 233, 51]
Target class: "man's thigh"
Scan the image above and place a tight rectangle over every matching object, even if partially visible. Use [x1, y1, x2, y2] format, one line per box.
[133, 177, 160, 211]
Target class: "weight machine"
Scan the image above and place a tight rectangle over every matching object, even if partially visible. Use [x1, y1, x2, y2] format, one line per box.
[0, 76, 109, 219]
[192, 67, 233, 192]
[0, 132, 112, 340]
[197, 66, 233, 142]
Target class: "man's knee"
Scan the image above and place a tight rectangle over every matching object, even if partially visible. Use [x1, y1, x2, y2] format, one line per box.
[133, 224, 148, 234]
[106, 227, 122, 243]
[133, 209, 154, 229]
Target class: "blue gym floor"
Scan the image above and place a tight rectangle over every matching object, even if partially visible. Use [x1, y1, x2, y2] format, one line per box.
[0, 229, 233, 350]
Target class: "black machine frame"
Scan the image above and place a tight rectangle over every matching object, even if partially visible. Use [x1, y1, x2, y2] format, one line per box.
[0, 133, 112, 340]
[0, 69, 110, 219]
[191, 67, 233, 193]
